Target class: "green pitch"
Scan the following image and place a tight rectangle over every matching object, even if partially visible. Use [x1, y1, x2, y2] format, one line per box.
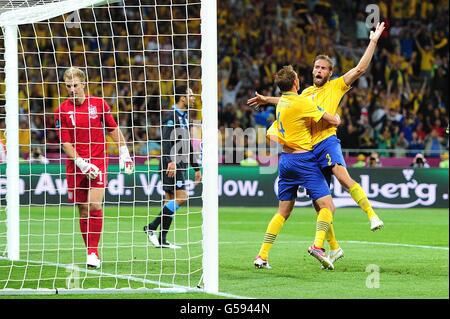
[0, 207, 448, 299]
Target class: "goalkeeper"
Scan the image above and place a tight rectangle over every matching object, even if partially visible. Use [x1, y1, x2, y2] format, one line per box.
[55, 67, 134, 268]
[143, 86, 202, 249]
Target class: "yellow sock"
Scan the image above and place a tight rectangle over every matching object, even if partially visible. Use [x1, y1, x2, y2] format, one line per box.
[258, 213, 286, 260]
[313, 208, 333, 249]
[327, 222, 340, 251]
[349, 183, 378, 220]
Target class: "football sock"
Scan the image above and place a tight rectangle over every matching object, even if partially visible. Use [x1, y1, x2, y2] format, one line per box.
[314, 208, 333, 249]
[258, 213, 286, 260]
[326, 222, 340, 251]
[158, 200, 180, 244]
[349, 183, 378, 220]
[147, 200, 180, 230]
[79, 217, 88, 247]
[87, 209, 103, 256]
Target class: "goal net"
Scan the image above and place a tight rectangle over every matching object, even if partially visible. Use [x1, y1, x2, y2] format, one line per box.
[0, 0, 218, 295]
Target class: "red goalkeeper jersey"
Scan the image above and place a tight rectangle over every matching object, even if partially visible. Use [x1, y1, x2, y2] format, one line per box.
[55, 96, 118, 162]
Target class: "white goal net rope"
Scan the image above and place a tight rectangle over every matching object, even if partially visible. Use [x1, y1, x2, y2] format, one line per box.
[0, 0, 214, 294]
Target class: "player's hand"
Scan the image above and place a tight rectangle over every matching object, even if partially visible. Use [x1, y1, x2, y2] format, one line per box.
[119, 146, 134, 175]
[75, 157, 100, 180]
[121, 159, 134, 175]
[194, 170, 202, 186]
[247, 92, 268, 110]
[166, 161, 176, 178]
[334, 114, 341, 126]
[85, 163, 100, 180]
[369, 22, 385, 43]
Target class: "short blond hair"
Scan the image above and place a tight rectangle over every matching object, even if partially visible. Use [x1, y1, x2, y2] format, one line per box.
[63, 67, 86, 82]
[274, 65, 297, 92]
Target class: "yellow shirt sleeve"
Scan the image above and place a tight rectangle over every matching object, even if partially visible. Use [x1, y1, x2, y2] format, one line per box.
[294, 97, 325, 123]
[334, 76, 351, 93]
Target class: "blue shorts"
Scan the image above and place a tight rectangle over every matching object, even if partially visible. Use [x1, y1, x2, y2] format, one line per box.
[313, 135, 346, 186]
[278, 152, 331, 201]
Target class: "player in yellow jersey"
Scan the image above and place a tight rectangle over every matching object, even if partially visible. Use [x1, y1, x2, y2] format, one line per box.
[253, 65, 342, 270]
[249, 22, 386, 267]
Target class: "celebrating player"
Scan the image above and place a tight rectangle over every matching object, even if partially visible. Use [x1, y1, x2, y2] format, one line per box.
[55, 67, 134, 268]
[249, 22, 386, 266]
[143, 86, 201, 249]
[254, 65, 342, 270]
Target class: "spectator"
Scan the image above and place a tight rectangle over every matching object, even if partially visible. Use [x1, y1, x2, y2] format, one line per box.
[367, 152, 382, 168]
[240, 150, 259, 167]
[359, 127, 376, 150]
[340, 122, 361, 154]
[29, 147, 50, 164]
[440, 152, 449, 168]
[376, 127, 395, 157]
[410, 153, 430, 168]
[352, 154, 366, 168]
[414, 28, 435, 84]
[395, 132, 410, 157]
[424, 129, 444, 157]
[18, 120, 31, 158]
[5, 0, 448, 165]
[408, 131, 425, 157]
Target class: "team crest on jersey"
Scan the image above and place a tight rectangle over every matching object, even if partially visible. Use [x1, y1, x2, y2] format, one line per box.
[89, 105, 98, 119]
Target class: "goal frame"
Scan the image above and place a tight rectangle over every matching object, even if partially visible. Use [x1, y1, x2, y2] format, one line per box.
[0, 0, 218, 295]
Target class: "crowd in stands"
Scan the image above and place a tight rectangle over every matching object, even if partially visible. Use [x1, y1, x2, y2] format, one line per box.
[0, 0, 448, 165]
[217, 0, 449, 159]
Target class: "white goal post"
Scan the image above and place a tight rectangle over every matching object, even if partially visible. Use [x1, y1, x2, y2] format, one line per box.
[0, 0, 218, 295]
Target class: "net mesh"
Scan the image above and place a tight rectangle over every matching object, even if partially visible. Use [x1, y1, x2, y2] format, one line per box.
[0, 0, 205, 292]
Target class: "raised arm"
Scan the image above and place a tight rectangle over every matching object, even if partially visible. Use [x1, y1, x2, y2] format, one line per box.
[414, 30, 424, 52]
[343, 22, 385, 86]
[247, 92, 280, 109]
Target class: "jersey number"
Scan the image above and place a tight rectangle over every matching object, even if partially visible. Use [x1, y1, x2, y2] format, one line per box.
[68, 111, 76, 126]
[277, 112, 285, 137]
[326, 153, 332, 166]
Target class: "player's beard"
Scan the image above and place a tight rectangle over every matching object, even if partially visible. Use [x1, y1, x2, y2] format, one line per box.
[313, 74, 329, 87]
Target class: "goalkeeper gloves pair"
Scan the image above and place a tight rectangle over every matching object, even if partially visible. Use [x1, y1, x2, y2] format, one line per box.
[75, 146, 134, 180]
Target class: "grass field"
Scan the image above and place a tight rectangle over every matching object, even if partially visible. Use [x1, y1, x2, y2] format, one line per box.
[0, 206, 448, 299]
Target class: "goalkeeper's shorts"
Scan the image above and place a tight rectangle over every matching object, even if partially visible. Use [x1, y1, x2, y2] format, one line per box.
[277, 152, 330, 201]
[66, 159, 107, 203]
[162, 167, 187, 194]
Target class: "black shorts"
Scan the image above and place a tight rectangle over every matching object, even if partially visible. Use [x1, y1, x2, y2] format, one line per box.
[162, 168, 187, 194]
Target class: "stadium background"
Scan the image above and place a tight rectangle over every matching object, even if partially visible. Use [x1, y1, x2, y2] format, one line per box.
[0, 0, 448, 300]
[0, 0, 448, 168]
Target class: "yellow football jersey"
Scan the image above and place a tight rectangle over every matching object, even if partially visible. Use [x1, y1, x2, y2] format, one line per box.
[301, 76, 351, 145]
[266, 92, 325, 151]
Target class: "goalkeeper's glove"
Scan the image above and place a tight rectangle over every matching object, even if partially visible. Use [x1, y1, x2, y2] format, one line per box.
[119, 146, 134, 175]
[75, 157, 100, 180]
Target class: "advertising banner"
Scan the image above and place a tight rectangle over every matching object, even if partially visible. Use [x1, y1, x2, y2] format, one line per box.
[0, 165, 448, 208]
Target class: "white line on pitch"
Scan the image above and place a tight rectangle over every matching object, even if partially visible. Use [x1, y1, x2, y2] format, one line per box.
[0, 256, 252, 299]
[219, 240, 449, 250]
